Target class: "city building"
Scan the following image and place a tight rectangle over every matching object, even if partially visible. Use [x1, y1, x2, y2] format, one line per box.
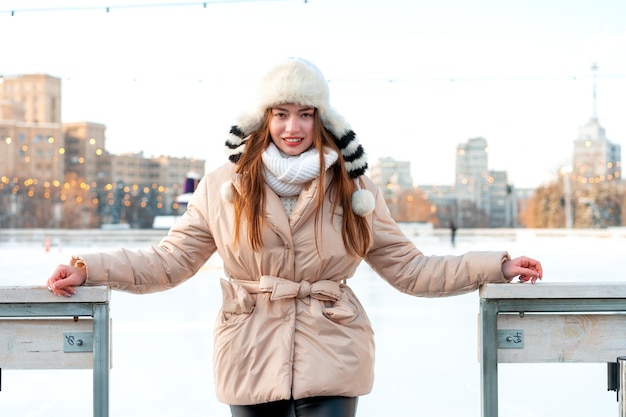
[486, 169, 514, 228]
[369, 157, 414, 198]
[572, 117, 621, 184]
[0, 73, 205, 228]
[372, 137, 517, 228]
[0, 74, 64, 183]
[417, 184, 456, 227]
[369, 158, 441, 223]
[572, 63, 621, 185]
[453, 137, 515, 227]
[63, 121, 107, 183]
[455, 137, 489, 208]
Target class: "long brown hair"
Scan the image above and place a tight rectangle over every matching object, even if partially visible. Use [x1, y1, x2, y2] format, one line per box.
[232, 108, 371, 257]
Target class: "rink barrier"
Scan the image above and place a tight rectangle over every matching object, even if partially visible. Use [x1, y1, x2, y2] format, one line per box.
[0, 286, 111, 417]
[0, 228, 166, 245]
[479, 282, 626, 417]
[1, 227, 625, 246]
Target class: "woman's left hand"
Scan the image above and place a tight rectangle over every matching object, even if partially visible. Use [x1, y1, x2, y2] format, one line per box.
[502, 256, 543, 284]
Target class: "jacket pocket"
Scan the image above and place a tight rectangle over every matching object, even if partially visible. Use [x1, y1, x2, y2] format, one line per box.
[219, 278, 256, 323]
[322, 287, 359, 324]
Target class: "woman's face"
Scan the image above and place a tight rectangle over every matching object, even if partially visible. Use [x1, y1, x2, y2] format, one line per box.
[269, 103, 315, 156]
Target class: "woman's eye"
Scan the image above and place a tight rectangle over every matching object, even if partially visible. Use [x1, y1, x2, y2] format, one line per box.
[301, 112, 313, 118]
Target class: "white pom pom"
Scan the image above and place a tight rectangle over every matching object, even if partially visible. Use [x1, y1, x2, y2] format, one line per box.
[351, 189, 375, 216]
[220, 180, 234, 203]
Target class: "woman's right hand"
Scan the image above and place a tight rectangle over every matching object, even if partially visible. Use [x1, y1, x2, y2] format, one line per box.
[47, 264, 87, 297]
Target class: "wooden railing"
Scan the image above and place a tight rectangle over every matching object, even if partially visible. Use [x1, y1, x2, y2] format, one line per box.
[0, 286, 111, 417]
[479, 282, 626, 417]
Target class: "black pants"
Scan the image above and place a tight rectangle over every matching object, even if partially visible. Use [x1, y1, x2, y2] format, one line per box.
[230, 396, 358, 417]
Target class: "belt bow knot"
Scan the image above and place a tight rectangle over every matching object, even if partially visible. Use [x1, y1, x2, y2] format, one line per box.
[258, 275, 342, 305]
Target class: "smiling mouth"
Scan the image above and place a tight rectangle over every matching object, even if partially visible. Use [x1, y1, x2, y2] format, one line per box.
[283, 138, 303, 144]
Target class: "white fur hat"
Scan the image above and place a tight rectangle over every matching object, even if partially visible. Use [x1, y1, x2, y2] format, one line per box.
[224, 57, 374, 216]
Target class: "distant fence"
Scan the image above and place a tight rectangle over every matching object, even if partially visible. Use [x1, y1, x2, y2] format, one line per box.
[390, 224, 626, 240]
[1, 226, 625, 245]
[0, 229, 167, 245]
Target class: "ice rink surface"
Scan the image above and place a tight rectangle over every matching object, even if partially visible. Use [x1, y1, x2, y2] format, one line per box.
[1, 227, 624, 417]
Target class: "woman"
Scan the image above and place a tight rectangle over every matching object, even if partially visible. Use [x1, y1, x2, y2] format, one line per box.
[48, 57, 542, 417]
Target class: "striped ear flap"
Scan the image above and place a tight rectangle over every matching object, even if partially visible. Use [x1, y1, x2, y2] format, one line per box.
[335, 130, 368, 178]
[225, 125, 247, 164]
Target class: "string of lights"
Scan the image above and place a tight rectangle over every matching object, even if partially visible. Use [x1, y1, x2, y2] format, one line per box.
[329, 73, 626, 83]
[3, 73, 623, 86]
[0, 0, 295, 16]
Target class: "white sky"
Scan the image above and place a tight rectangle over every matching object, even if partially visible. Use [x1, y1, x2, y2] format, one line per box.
[1, 0, 625, 189]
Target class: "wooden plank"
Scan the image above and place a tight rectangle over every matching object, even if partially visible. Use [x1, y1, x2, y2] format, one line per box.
[480, 282, 626, 299]
[0, 318, 94, 369]
[0, 286, 110, 303]
[494, 313, 626, 363]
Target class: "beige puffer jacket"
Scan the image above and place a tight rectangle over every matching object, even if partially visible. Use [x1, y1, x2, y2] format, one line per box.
[77, 162, 510, 405]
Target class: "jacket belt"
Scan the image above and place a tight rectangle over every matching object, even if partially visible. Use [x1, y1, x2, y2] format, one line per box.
[232, 275, 342, 304]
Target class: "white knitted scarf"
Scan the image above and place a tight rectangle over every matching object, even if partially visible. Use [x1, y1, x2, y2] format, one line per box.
[262, 143, 339, 197]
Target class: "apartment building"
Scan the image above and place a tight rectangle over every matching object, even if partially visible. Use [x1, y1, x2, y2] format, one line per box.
[1, 73, 205, 228]
[0, 74, 64, 183]
[573, 117, 621, 184]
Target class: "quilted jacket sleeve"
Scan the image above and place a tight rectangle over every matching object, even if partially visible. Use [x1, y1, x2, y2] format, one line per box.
[363, 178, 510, 297]
[77, 175, 217, 294]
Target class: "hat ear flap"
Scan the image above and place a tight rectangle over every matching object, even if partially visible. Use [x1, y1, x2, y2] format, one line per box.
[225, 112, 266, 163]
[333, 130, 368, 179]
[225, 126, 247, 164]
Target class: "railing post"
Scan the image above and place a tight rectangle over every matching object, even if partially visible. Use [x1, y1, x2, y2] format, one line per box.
[93, 302, 110, 417]
[480, 298, 498, 417]
[617, 357, 626, 417]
